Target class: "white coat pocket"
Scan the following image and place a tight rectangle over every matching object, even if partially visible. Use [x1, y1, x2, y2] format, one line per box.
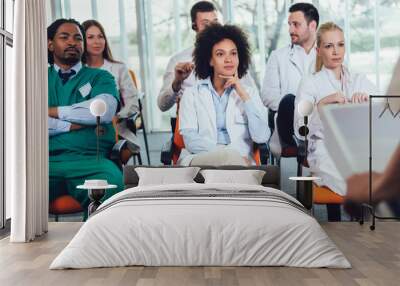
[235, 112, 248, 124]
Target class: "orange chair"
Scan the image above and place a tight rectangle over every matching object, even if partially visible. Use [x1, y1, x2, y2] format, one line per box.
[49, 195, 83, 221]
[49, 138, 128, 221]
[126, 69, 150, 165]
[294, 149, 344, 221]
[164, 107, 266, 166]
[313, 185, 344, 221]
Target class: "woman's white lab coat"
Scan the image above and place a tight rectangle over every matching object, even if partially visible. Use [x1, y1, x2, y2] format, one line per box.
[294, 66, 376, 195]
[178, 78, 269, 166]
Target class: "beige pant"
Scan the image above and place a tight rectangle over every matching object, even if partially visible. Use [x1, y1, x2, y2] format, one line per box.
[189, 147, 248, 166]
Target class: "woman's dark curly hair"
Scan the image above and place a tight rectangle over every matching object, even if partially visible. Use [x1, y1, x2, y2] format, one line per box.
[193, 23, 251, 79]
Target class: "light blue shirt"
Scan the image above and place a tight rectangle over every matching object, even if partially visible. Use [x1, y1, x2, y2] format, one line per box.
[210, 83, 232, 145]
[181, 78, 269, 154]
[49, 62, 118, 136]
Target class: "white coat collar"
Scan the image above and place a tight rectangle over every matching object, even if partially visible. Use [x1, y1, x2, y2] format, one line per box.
[197, 78, 217, 132]
[196, 77, 238, 134]
[289, 43, 317, 74]
[101, 59, 113, 69]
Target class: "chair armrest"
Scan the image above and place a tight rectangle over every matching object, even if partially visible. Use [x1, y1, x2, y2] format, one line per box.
[110, 139, 128, 169]
[160, 138, 173, 165]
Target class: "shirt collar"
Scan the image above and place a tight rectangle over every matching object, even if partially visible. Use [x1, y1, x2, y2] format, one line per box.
[53, 61, 82, 74]
[198, 77, 234, 96]
[291, 42, 317, 55]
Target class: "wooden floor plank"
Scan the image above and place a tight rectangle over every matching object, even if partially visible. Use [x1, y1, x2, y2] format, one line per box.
[0, 222, 399, 286]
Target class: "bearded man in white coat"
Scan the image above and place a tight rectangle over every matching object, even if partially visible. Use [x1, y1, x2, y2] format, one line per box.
[261, 3, 319, 154]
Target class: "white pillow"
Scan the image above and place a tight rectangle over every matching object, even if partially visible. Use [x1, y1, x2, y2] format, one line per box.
[135, 167, 200, 186]
[200, 169, 266, 185]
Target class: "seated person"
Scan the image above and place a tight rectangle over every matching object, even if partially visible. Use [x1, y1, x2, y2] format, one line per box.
[294, 22, 376, 196]
[178, 24, 270, 166]
[158, 1, 257, 113]
[82, 19, 140, 151]
[47, 18, 124, 216]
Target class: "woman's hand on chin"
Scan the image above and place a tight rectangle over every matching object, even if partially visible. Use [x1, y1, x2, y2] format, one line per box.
[219, 73, 250, 101]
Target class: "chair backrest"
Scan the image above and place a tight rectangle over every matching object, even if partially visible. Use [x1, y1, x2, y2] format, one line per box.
[172, 104, 185, 164]
[112, 116, 119, 143]
[127, 69, 144, 129]
[128, 69, 139, 89]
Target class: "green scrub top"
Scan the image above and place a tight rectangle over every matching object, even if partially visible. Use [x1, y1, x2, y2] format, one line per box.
[48, 65, 120, 161]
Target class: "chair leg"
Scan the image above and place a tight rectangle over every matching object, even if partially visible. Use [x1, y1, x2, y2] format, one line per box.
[327, 204, 341, 221]
[297, 163, 303, 177]
[141, 121, 151, 165]
[270, 152, 275, 165]
[137, 153, 143, 165]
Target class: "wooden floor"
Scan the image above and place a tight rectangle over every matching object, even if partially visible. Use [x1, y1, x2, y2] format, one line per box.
[0, 222, 399, 286]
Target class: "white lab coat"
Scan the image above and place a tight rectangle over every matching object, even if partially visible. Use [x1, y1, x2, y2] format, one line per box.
[261, 44, 316, 111]
[158, 46, 258, 112]
[100, 59, 141, 149]
[294, 66, 377, 195]
[178, 79, 269, 166]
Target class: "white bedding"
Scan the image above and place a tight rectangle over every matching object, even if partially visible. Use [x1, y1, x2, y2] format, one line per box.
[50, 183, 351, 269]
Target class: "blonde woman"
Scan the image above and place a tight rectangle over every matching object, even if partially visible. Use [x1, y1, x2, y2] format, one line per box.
[294, 22, 376, 196]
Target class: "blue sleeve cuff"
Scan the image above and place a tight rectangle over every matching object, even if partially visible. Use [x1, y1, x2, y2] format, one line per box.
[58, 106, 73, 121]
[48, 117, 71, 136]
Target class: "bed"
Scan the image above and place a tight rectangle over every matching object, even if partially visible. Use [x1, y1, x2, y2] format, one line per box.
[50, 166, 350, 269]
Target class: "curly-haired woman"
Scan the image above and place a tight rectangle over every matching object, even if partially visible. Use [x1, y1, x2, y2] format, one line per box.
[178, 24, 270, 166]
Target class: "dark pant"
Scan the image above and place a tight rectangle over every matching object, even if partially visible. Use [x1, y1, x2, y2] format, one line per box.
[387, 199, 400, 217]
[268, 109, 276, 135]
[276, 94, 296, 146]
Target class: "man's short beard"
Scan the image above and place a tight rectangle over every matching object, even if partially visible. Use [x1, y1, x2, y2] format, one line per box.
[293, 34, 309, 46]
[59, 56, 81, 66]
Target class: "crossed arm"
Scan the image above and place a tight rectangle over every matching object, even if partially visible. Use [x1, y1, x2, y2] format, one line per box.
[48, 94, 118, 136]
